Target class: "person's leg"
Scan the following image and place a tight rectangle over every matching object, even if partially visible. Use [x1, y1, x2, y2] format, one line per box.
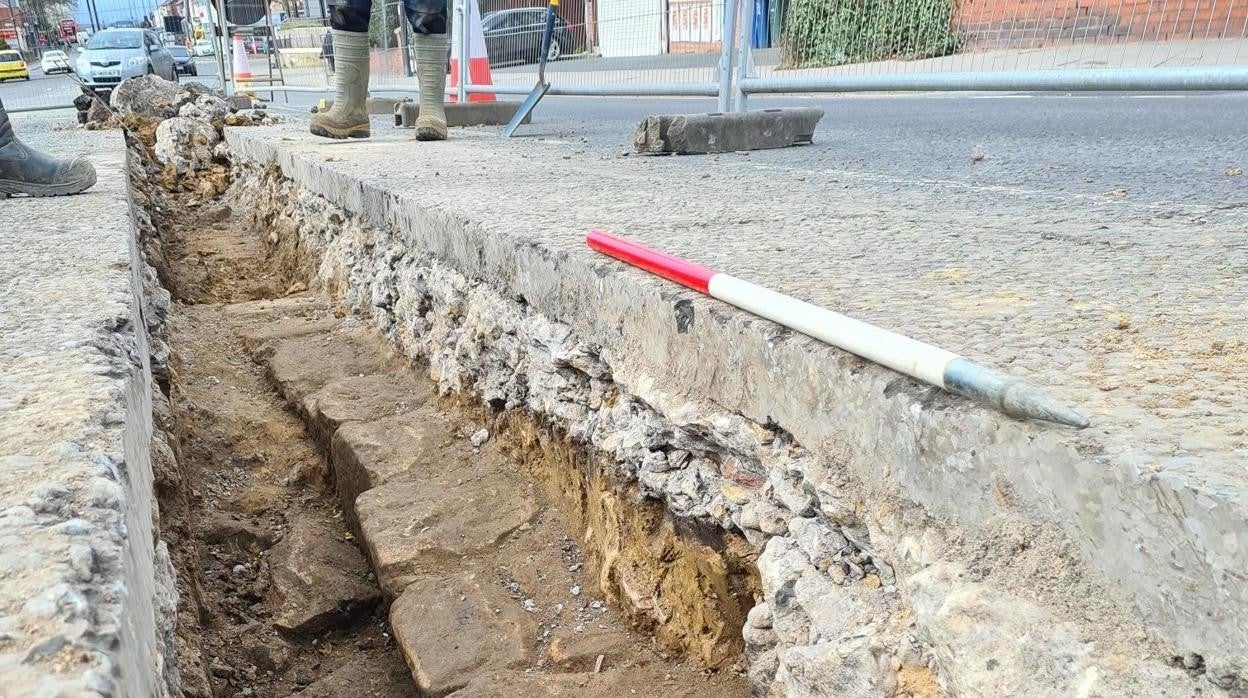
[404, 0, 448, 141]
[0, 97, 97, 198]
[310, 0, 374, 139]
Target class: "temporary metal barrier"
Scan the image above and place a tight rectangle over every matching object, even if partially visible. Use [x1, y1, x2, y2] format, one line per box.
[740, 65, 1248, 93]
[8, 0, 1247, 115]
[734, 0, 1248, 98]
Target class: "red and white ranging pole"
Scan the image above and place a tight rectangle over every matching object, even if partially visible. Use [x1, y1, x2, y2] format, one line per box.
[586, 229, 1088, 428]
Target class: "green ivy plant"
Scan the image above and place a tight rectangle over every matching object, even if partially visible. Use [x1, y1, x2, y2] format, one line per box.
[780, 0, 962, 68]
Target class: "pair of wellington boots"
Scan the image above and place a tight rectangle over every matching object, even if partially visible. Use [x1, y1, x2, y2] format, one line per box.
[311, 30, 448, 142]
[0, 97, 97, 198]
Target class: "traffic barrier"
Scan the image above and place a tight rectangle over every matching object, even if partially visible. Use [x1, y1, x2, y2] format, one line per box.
[449, 0, 494, 103]
[232, 34, 254, 97]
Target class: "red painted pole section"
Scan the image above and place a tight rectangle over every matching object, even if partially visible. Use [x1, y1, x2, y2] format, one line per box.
[586, 229, 717, 294]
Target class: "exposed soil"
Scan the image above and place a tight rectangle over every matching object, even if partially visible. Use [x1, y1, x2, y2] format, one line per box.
[145, 162, 753, 696]
[154, 202, 404, 697]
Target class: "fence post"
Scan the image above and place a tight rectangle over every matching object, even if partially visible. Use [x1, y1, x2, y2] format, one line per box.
[455, 0, 469, 103]
[400, 2, 412, 77]
[732, 0, 751, 112]
[716, 0, 739, 113]
[214, 0, 232, 96]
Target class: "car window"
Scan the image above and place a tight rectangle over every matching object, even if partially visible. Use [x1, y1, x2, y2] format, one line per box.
[87, 31, 142, 50]
[45, 51, 67, 58]
[0, 51, 20, 62]
[169, 47, 189, 57]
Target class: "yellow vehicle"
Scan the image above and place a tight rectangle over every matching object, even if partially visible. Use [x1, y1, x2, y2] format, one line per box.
[0, 50, 30, 81]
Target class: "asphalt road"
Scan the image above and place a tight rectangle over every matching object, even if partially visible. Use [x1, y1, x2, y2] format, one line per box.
[510, 92, 1248, 211]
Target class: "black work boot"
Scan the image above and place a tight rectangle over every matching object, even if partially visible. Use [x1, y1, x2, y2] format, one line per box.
[0, 97, 97, 198]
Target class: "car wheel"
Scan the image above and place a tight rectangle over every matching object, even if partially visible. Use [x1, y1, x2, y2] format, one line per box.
[547, 38, 562, 62]
[25, 74, 31, 81]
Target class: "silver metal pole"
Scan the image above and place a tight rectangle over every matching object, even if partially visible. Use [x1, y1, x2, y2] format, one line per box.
[740, 66, 1248, 94]
[399, 0, 411, 77]
[731, 0, 750, 112]
[715, 0, 738, 113]
[458, 82, 719, 96]
[6, 103, 76, 113]
[455, 0, 468, 104]
[214, 0, 230, 94]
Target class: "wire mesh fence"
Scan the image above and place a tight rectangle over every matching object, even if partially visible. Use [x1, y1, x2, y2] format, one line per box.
[446, 0, 729, 95]
[744, 0, 1248, 88]
[4, 0, 1247, 114]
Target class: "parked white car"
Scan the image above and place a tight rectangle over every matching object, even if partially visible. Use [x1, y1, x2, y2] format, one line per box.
[75, 29, 177, 94]
[40, 50, 73, 74]
[192, 39, 215, 57]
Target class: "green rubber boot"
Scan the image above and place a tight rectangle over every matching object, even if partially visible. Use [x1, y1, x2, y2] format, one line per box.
[310, 30, 371, 139]
[412, 33, 449, 141]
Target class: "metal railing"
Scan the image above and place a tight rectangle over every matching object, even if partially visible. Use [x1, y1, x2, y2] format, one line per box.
[4, 0, 1246, 115]
[735, 0, 1248, 100]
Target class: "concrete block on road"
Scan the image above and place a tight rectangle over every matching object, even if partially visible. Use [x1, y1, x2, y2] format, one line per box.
[367, 97, 410, 115]
[633, 107, 824, 155]
[394, 100, 530, 128]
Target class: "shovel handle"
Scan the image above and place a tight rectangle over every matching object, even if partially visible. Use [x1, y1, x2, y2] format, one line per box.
[537, 0, 558, 82]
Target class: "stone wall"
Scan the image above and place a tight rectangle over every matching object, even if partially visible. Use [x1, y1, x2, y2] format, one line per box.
[225, 130, 1238, 695]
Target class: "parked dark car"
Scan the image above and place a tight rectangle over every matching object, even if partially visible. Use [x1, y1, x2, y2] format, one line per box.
[481, 8, 577, 67]
[168, 45, 197, 76]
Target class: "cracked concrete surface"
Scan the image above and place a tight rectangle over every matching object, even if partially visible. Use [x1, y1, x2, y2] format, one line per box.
[0, 126, 176, 696]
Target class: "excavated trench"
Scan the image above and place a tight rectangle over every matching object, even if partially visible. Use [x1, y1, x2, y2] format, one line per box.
[131, 129, 759, 696]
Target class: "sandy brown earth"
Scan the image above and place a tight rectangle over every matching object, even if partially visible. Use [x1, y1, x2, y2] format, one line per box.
[148, 169, 751, 697]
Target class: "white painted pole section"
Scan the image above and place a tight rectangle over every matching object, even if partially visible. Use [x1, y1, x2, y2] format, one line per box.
[708, 274, 959, 387]
[585, 229, 1088, 428]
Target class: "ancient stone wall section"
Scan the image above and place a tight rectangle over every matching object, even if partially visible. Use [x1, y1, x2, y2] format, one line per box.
[235, 161, 931, 694]
[228, 154, 1229, 695]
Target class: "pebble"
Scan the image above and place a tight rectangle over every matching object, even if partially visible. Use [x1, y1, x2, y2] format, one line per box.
[570, 585, 581, 596]
[232, 564, 246, 575]
[470, 428, 490, 447]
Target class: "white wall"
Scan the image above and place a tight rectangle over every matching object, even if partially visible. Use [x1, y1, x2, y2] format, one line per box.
[596, 0, 663, 57]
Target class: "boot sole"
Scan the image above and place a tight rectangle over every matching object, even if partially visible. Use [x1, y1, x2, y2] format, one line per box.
[0, 171, 98, 198]
[415, 126, 447, 142]
[309, 123, 371, 140]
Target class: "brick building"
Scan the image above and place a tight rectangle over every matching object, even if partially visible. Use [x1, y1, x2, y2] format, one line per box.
[954, 0, 1248, 50]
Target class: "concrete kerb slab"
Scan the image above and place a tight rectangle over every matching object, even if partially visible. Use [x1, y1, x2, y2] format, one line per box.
[394, 101, 530, 128]
[0, 129, 175, 696]
[223, 124, 1247, 688]
[633, 108, 824, 155]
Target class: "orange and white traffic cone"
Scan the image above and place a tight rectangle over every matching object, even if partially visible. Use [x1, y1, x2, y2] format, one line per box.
[231, 34, 254, 98]
[448, 0, 495, 103]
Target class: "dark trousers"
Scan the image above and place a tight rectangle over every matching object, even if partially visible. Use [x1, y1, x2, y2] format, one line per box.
[329, 0, 448, 35]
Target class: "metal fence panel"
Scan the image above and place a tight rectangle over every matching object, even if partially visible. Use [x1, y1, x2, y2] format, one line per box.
[738, 0, 1248, 95]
